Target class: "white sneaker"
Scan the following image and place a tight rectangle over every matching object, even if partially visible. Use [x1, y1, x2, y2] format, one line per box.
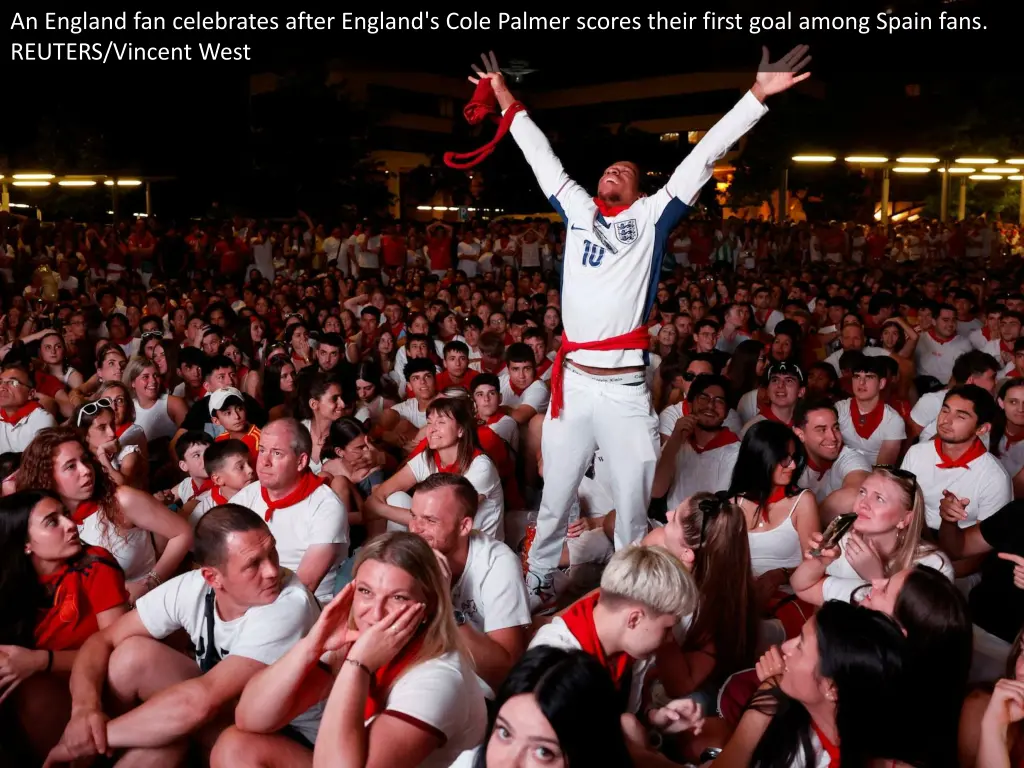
[525, 570, 557, 615]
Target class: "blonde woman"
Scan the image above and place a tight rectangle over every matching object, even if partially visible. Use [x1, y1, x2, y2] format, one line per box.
[211, 532, 487, 768]
[790, 466, 953, 604]
[123, 356, 187, 442]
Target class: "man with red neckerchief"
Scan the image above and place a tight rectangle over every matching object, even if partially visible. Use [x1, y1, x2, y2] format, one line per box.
[741, 362, 805, 435]
[0, 363, 56, 453]
[834, 355, 905, 466]
[900, 385, 1011, 535]
[653, 374, 741, 511]
[470, 46, 812, 609]
[915, 304, 973, 385]
[230, 418, 348, 603]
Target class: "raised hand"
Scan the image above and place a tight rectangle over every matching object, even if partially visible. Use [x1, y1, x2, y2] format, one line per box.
[647, 697, 704, 735]
[306, 583, 361, 655]
[468, 51, 516, 112]
[753, 45, 811, 100]
[346, 601, 425, 674]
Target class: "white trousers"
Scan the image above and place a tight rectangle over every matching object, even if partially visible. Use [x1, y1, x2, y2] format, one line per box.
[527, 364, 659, 578]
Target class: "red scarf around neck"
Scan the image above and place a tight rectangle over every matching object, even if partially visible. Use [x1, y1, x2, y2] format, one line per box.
[508, 377, 530, 396]
[364, 633, 426, 720]
[192, 477, 214, 497]
[934, 437, 987, 469]
[758, 402, 793, 427]
[760, 485, 788, 524]
[559, 590, 633, 687]
[927, 329, 954, 345]
[550, 327, 650, 418]
[806, 455, 834, 480]
[536, 358, 552, 378]
[593, 197, 631, 218]
[691, 428, 739, 454]
[435, 448, 483, 474]
[0, 401, 40, 424]
[261, 472, 325, 522]
[1005, 428, 1024, 448]
[850, 398, 885, 440]
[72, 500, 100, 524]
[211, 486, 230, 505]
[811, 720, 840, 766]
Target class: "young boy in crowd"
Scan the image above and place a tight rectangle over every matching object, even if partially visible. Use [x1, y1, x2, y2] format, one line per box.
[210, 387, 261, 465]
[158, 431, 214, 507]
[183, 438, 257, 528]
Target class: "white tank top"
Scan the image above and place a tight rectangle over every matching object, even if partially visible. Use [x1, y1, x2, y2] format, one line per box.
[301, 418, 325, 475]
[134, 393, 177, 441]
[745, 489, 808, 577]
[78, 509, 155, 582]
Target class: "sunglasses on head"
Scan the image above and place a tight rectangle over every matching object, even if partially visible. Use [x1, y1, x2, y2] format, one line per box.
[874, 464, 918, 504]
[77, 398, 113, 427]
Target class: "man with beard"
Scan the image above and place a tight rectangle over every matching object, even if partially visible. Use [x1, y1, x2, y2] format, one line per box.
[652, 374, 741, 510]
[793, 397, 871, 524]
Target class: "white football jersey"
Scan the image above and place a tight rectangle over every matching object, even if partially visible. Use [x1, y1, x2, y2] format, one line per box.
[508, 91, 767, 368]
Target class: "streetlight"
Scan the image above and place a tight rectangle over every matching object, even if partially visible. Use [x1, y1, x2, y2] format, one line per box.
[791, 155, 836, 163]
[896, 156, 939, 164]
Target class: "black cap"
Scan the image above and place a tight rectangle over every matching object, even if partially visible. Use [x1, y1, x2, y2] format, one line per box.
[767, 361, 804, 383]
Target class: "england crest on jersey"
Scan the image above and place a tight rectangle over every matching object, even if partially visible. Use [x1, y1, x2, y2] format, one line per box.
[614, 219, 638, 244]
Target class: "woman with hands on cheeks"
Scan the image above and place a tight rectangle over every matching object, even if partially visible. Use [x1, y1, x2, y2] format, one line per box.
[211, 531, 486, 768]
[788, 467, 952, 606]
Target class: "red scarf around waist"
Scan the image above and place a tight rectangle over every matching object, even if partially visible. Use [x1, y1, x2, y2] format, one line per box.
[364, 633, 425, 721]
[550, 327, 650, 418]
[559, 590, 634, 687]
[261, 471, 325, 522]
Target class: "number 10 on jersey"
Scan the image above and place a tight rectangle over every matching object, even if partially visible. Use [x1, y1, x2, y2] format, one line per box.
[582, 240, 605, 267]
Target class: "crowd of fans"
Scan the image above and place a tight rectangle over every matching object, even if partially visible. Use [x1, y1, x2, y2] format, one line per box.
[2, 207, 1024, 767]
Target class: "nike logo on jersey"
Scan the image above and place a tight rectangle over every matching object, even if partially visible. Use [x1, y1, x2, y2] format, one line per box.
[571, 224, 586, 231]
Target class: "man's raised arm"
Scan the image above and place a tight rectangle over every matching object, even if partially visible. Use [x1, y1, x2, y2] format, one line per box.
[470, 52, 591, 221]
[664, 45, 810, 207]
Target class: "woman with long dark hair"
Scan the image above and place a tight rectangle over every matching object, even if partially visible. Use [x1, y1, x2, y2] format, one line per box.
[645, 492, 758, 699]
[728, 421, 820, 626]
[452, 646, 635, 767]
[714, 601, 912, 767]
[0, 489, 128, 762]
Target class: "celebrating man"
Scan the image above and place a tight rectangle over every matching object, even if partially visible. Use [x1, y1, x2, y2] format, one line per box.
[469, 47, 812, 608]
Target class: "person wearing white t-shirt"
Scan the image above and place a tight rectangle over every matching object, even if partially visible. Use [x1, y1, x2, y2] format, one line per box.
[471, 373, 520, 452]
[907, 349, 999, 443]
[653, 374, 741, 510]
[214, 531, 487, 768]
[658, 355, 744, 442]
[793, 398, 871, 523]
[45, 505, 324, 765]
[915, 305, 973, 385]
[901, 385, 1011, 533]
[231, 419, 348, 603]
[379, 358, 436, 453]
[368, 396, 505, 539]
[457, 232, 482, 278]
[823, 322, 891, 375]
[500, 342, 550, 489]
[0, 363, 58, 452]
[408, 473, 530, 691]
[529, 544, 698, 714]
[791, 469, 953, 606]
[835, 355, 905, 466]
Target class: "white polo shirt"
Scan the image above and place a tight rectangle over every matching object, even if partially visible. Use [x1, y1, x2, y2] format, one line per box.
[407, 452, 504, 540]
[665, 439, 741, 510]
[835, 398, 906, 464]
[365, 652, 486, 768]
[136, 569, 324, 742]
[915, 332, 972, 384]
[797, 446, 871, 503]
[452, 532, 530, 636]
[0, 404, 56, 453]
[497, 371, 550, 416]
[900, 440, 1012, 530]
[231, 481, 349, 603]
[658, 401, 743, 438]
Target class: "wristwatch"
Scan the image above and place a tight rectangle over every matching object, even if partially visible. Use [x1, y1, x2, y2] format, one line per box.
[453, 609, 467, 626]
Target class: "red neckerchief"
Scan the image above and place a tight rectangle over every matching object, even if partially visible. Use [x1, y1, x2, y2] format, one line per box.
[483, 413, 504, 426]
[983, 326, 994, 341]
[443, 78, 526, 169]
[436, 448, 483, 474]
[550, 327, 650, 418]
[758, 403, 793, 427]
[1011, 369, 1024, 379]
[690, 428, 739, 454]
[260, 472, 326, 522]
[391, 322, 405, 338]
[806, 455, 834, 480]
[0, 401, 41, 424]
[810, 720, 840, 766]
[850, 398, 885, 440]
[508, 377, 530, 396]
[192, 477, 214, 497]
[560, 590, 633, 687]
[114, 422, 133, 439]
[1005, 428, 1024, 448]
[1001, 340, 1014, 356]
[536, 358, 552, 377]
[681, 400, 691, 416]
[760, 485, 788, 524]
[72, 500, 100, 524]
[927, 329, 954, 345]
[593, 197, 631, 218]
[364, 633, 426, 720]
[934, 437, 987, 469]
[211, 486, 229, 505]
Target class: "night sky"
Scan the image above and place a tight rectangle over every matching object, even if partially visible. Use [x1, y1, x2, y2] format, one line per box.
[2, 0, 1013, 215]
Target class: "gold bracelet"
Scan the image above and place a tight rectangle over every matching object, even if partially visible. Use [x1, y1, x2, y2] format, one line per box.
[346, 658, 372, 677]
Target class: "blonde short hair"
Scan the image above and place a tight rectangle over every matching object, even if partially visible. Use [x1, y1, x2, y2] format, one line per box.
[599, 544, 697, 619]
